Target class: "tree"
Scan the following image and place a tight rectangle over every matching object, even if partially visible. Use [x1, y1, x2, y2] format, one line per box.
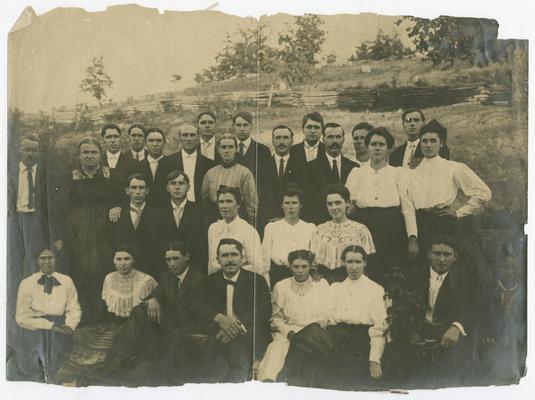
[79, 56, 113, 106]
[400, 16, 499, 67]
[349, 30, 413, 62]
[201, 23, 278, 82]
[278, 14, 326, 87]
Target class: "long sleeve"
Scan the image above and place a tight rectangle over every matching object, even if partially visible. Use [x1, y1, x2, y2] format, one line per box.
[397, 168, 418, 237]
[15, 281, 54, 330]
[368, 287, 388, 363]
[201, 171, 211, 204]
[64, 278, 82, 330]
[207, 224, 218, 274]
[241, 171, 258, 225]
[262, 223, 274, 271]
[271, 284, 292, 336]
[246, 228, 264, 275]
[453, 163, 492, 218]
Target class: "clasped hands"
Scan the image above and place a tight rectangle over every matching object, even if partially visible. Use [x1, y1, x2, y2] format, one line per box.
[51, 324, 74, 335]
[214, 314, 246, 344]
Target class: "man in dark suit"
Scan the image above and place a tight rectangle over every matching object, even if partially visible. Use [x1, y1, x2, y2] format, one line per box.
[289, 111, 326, 165]
[155, 124, 215, 205]
[128, 124, 149, 161]
[405, 235, 477, 385]
[112, 173, 161, 278]
[156, 170, 208, 274]
[232, 111, 273, 234]
[106, 241, 205, 383]
[135, 127, 165, 204]
[389, 109, 450, 168]
[197, 111, 221, 163]
[101, 124, 138, 184]
[302, 122, 358, 224]
[264, 125, 305, 219]
[191, 238, 272, 382]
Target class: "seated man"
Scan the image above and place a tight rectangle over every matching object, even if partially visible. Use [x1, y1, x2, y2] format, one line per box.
[15, 249, 81, 381]
[405, 235, 478, 386]
[191, 238, 272, 382]
[207, 186, 264, 279]
[106, 241, 205, 384]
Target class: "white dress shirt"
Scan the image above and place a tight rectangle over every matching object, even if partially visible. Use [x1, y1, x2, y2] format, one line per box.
[325, 153, 342, 181]
[147, 154, 162, 179]
[16, 161, 37, 212]
[106, 151, 120, 169]
[402, 139, 420, 168]
[273, 154, 290, 176]
[129, 202, 145, 228]
[238, 137, 252, 156]
[328, 276, 388, 363]
[171, 198, 187, 228]
[409, 156, 492, 218]
[181, 149, 198, 202]
[16, 272, 81, 331]
[356, 159, 370, 168]
[426, 268, 466, 336]
[262, 219, 316, 268]
[303, 140, 320, 162]
[200, 136, 216, 160]
[131, 149, 146, 161]
[208, 216, 264, 276]
[224, 270, 240, 318]
[345, 164, 417, 237]
[175, 267, 189, 291]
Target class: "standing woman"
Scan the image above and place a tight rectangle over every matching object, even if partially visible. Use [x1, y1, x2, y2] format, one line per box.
[53, 137, 123, 325]
[345, 127, 418, 284]
[309, 184, 375, 284]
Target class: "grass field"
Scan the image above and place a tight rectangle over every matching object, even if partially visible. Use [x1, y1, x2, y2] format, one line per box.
[46, 102, 526, 215]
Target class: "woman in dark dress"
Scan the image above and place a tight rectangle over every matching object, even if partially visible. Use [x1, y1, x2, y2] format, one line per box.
[54, 137, 123, 325]
[345, 127, 419, 284]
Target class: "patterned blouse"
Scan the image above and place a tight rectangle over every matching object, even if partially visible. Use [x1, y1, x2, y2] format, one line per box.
[310, 220, 375, 270]
[101, 269, 157, 318]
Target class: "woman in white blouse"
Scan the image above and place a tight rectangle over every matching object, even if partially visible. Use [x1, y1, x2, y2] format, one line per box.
[285, 245, 388, 388]
[257, 249, 330, 382]
[262, 185, 316, 288]
[408, 120, 491, 253]
[345, 127, 418, 284]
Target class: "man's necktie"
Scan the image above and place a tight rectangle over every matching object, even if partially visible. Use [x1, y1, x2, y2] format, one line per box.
[278, 157, 285, 179]
[27, 166, 35, 210]
[174, 206, 184, 228]
[130, 206, 141, 229]
[239, 142, 245, 158]
[37, 275, 61, 294]
[332, 159, 340, 183]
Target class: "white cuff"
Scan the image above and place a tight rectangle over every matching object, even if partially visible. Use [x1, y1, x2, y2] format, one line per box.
[452, 321, 467, 336]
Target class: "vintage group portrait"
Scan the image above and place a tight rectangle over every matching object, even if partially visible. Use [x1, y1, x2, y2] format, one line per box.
[4, 2, 528, 393]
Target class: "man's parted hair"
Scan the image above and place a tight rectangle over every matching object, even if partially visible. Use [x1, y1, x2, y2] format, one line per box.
[166, 169, 190, 184]
[217, 238, 244, 256]
[128, 124, 146, 137]
[323, 122, 345, 136]
[101, 124, 121, 137]
[302, 111, 324, 129]
[164, 240, 190, 256]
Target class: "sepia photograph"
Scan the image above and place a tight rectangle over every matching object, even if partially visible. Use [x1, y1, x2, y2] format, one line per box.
[2, 0, 531, 396]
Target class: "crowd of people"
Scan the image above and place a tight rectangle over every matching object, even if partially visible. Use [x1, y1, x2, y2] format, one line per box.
[7, 108, 524, 388]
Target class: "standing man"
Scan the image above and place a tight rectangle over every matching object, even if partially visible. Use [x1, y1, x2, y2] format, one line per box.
[128, 124, 148, 161]
[156, 170, 208, 274]
[201, 134, 258, 226]
[156, 124, 215, 205]
[207, 187, 264, 279]
[351, 122, 374, 167]
[136, 127, 166, 204]
[303, 123, 358, 224]
[191, 238, 272, 382]
[101, 124, 138, 184]
[264, 125, 304, 219]
[290, 111, 326, 165]
[389, 109, 450, 168]
[113, 173, 160, 278]
[232, 111, 273, 233]
[197, 111, 219, 162]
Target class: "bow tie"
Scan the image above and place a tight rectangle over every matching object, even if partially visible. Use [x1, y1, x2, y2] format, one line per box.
[225, 279, 236, 287]
[37, 275, 61, 294]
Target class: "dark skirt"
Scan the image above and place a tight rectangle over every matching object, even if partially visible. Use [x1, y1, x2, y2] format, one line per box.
[285, 323, 371, 388]
[352, 207, 407, 284]
[269, 261, 293, 290]
[415, 209, 460, 253]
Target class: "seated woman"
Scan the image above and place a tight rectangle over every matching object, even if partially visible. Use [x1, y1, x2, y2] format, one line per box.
[285, 245, 388, 389]
[257, 250, 330, 382]
[14, 249, 81, 381]
[52, 246, 157, 385]
[310, 184, 375, 284]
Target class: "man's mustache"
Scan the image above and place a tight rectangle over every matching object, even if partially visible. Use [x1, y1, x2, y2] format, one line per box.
[329, 143, 341, 149]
